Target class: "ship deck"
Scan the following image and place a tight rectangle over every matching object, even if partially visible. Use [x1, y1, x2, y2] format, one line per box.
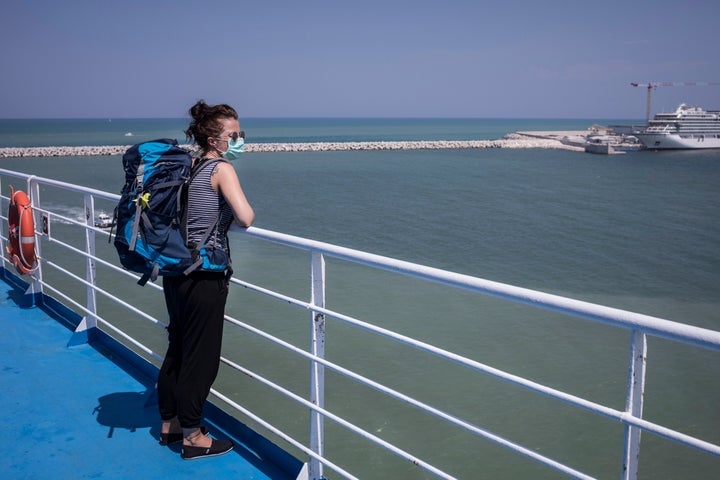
[0, 271, 301, 480]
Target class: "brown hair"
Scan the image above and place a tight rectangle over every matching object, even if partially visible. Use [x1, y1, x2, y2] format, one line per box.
[184, 100, 238, 154]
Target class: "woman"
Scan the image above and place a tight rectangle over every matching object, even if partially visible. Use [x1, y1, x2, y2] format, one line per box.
[157, 100, 255, 460]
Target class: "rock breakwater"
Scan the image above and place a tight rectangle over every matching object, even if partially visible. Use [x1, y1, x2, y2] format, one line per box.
[0, 133, 584, 158]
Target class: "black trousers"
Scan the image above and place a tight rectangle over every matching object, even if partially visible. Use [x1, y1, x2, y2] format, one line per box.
[158, 271, 228, 429]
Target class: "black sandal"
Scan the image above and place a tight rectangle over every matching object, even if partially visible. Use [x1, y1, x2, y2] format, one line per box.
[159, 426, 209, 446]
[181, 438, 234, 460]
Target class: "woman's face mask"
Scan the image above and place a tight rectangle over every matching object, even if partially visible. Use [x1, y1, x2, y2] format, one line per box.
[216, 130, 245, 160]
[222, 137, 245, 160]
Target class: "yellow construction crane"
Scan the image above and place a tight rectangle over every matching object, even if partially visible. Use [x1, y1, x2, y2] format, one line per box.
[630, 82, 720, 123]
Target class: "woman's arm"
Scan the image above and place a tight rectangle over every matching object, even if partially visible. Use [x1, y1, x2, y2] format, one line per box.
[212, 162, 255, 227]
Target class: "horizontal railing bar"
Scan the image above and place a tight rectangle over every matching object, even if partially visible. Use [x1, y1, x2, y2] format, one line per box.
[31, 205, 112, 235]
[224, 314, 597, 479]
[27, 174, 120, 202]
[37, 278, 162, 362]
[239, 226, 720, 352]
[313, 311, 720, 455]
[0, 169, 34, 181]
[38, 238, 165, 323]
[227, 315, 482, 426]
[210, 388, 360, 480]
[219, 356, 461, 480]
[231, 276, 309, 307]
[230, 270, 720, 456]
[41, 231, 164, 292]
[41, 257, 167, 331]
[94, 314, 163, 363]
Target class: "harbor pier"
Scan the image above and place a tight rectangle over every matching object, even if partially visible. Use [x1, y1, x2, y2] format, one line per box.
[0, 133, 588, 158]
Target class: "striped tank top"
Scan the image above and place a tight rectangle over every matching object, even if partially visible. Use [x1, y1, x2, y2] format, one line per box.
[186, 159, 234, 263]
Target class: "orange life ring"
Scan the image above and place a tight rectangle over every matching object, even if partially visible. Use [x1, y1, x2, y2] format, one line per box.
[6, 186, 38, 275]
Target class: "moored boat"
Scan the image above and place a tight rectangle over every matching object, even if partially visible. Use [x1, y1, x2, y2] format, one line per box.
[584, 134, 644, 154]
[634, 103, 720, 149]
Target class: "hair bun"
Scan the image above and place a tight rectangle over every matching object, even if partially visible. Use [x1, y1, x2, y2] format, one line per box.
[189, 100, 209, 121]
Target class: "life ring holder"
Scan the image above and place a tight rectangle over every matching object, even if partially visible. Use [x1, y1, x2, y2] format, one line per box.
[6, 185, 39, 275]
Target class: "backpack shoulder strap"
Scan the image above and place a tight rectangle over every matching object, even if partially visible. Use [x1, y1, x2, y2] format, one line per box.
[181, 158, 229, 276]
[190, 157, 227, 178]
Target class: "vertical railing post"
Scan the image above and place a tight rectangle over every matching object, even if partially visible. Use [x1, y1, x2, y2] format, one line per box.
[83, 194, 98, 323]
[68, 194, 98, 346]
[620, 330, 647, 480]
[309, 250, 326, 480]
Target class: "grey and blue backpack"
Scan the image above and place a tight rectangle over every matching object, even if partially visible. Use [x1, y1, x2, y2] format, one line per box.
[112, 138, 228, 285]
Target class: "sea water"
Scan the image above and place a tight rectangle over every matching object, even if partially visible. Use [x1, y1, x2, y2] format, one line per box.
[1, 118, 718, 478]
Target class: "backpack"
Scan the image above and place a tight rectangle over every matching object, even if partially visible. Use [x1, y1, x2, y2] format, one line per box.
[112, 138, 229, 285]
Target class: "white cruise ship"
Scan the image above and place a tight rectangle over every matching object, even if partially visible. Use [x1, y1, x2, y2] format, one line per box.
[635, 103, 720, 149]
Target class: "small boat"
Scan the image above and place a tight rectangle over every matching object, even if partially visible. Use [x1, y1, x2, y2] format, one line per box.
[94, 213, 113, 229]
[585, 134, 644, 155]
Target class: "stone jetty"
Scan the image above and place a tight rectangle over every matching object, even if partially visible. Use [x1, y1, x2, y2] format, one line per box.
[0, 132, 586, 158]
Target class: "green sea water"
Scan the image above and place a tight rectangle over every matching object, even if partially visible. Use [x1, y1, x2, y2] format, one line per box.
[1, 118, 718, 478]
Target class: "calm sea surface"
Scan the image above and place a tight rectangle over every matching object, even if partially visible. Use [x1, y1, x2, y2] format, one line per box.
[1, 118, 718, 478]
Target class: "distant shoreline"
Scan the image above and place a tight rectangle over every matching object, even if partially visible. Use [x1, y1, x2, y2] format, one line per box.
[0, 133, 588, 158]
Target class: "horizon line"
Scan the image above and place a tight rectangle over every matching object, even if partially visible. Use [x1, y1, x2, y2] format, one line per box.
[0, 115, 646, 121]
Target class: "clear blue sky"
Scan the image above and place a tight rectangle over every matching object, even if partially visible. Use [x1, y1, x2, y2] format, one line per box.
[2, 0, 719, 119]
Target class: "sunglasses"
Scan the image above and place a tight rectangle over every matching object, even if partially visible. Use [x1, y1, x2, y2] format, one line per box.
[218, 131, 245, 143]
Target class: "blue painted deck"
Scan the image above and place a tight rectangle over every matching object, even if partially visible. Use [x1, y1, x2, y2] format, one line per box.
[0, 270, 301, 480]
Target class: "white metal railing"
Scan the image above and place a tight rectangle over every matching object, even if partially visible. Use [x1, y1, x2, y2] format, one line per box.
[1, 168, 719, 480]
